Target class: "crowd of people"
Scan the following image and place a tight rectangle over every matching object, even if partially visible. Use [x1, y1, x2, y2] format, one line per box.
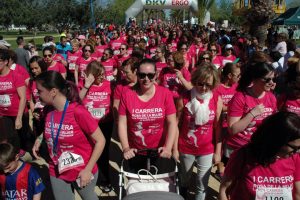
[0, 20, 299, 200]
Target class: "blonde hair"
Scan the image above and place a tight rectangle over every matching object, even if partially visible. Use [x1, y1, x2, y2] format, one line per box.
[85, 61, 105, 77]
[191, 63, 219, 89]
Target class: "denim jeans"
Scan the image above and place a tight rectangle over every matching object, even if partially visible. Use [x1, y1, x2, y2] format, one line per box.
[179, 153, 213, 200]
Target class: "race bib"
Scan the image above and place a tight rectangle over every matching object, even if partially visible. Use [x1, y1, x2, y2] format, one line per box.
[0, 95, 11, 107]
[90, 108, 106, 119]
[114, 50, 120, 55]
[58, 152, 84, 174]
[69, 63, 76, 70]
[255, 187, 292, 200]
[106, 75, 115, 81]
[222, 59, 232, 66]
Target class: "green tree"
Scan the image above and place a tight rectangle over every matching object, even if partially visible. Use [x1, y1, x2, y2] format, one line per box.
[0, 0, 21, 29]
[197, 0, 215, 24]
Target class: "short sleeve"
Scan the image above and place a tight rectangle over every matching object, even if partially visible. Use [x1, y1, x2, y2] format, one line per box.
[58, 63, 67, 74]
[114, 84, 123, 100]
[228, 92, 245, 117]
[29, 167, 45, 195]
[293, 154, 300, 181]
[118, 91, 127, 116]
[182, 68, 191, 81]
[74, 105, 98, 135]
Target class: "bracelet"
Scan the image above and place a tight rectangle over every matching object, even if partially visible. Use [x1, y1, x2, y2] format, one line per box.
[249, 111, 255, 118]
[83, 85, 89, 90]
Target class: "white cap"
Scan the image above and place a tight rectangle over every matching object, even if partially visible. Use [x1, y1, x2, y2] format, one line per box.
[225, 44, 233, 49]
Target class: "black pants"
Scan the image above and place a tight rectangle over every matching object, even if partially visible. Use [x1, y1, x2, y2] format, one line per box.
[97, 120, 114, 185]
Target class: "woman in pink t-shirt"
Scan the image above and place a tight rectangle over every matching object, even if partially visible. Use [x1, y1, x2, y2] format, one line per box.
[227, 62, 277, 158]
[67, 39, 82, 82]
[154, 46, 168, 75]
[278, 59, 300, 115]
[79, 61, 114, 192]
[43, 46, 66, 79]
[0, 49, 26, 148]
[220, 112, 300, 200]
[75, 44, 95, 87]
[100, 48, 118, 81]
[214, 63, 241, 163]
[176, 63, 223, 200]
[209, 42, 223, 69]
[32, 71, 105, 200]
[29, 56, 48, 136]
[118, 59, 177, 160]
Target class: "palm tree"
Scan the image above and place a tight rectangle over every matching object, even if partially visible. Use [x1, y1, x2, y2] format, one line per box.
[247, 0, 275, 44]
[197, 0, 215, 25]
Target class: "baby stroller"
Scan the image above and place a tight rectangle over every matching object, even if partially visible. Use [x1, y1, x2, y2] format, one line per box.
[118, 149, 183, 200]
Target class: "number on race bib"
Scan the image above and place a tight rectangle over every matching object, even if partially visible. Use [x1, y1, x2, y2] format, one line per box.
[0, 95, 11, 107]
[69, 63, 76, 70]
[90, 108, 106, 119]
[58, 152, 84, 174]
[255, 187, 292, 200]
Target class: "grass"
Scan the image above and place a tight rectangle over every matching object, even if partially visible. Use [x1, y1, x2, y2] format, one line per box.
[0, 30, 60, 51]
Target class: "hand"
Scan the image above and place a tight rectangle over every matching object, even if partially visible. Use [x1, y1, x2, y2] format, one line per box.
[15, 117, 22, 130]
[78, 169, 93, 188]
[172, 149, 180, 162]
[158, 146, 172, 158]
[123, 148, 137, 160]
[32, 112, 40, 120]
[174, 69, 183, 79]
[250, 104, 264, 117]
[213, 153, 221, 164]
[84, 73, 95, 89]
[32, 138, 42, 160]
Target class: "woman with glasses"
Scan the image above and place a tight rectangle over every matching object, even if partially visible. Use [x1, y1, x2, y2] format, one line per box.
[178, 41, 194, 71]
[79, 61, 114, 193]
[214, 63, 241, 164]
[154, 46, 168, 75]
[198, 51, 212, 65]
[222, 44, 237, 67]
[118, 59, 177, 160]
[109, 30, 125, 55]
[100, 48, 118, 81]
[226, 62, 277, 159]
[176, 62, 222, 200]
[43, 46, 67, 79]
[209, 42, 223, 69]
[220, 111, 300, 200]
[116, 44, 130, 68]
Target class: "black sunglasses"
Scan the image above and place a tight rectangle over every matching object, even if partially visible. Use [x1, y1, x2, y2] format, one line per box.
[261, 77, 276, 83]
[84, 49, 92, 52]
[286, 143, 300, 154]
[44, 54, 52, 58]
[137, 72, 156, 80]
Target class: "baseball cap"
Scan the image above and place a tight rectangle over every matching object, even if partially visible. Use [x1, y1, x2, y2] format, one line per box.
[225, 44, 233, 50]
[0, 40, 11, 49]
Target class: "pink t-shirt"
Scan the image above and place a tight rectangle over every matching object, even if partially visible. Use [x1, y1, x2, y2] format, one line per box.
[225, 148, 300, 200]
[47, 62, 66, 74]
[116, 54, 130, 68]
[222, 55, 236, 66]
[178, 92, 218, 155]
[29, 81, 41, 106]
[155, 62, 167, 75]
[76, 57, 95, 84]
[82, 80, 112, 122]
[44, 103, 98, 181]
[67, 50, 82, 72]
[214, 83, 238, 127]
[278, 95, 300, 115]
[53, 54, 65, 63]
[148, 46, 157, 58]
[114, 80, 129, 100]
[118, 85, 176, 150]
[212, 55, 224, 69]
[95, 44, 108, 57]
[227, 91, 277, 149]
[159, 67, 191, 99]
[0, 70, 25, 116]
[10, 64, 30, 101]
[101, 58, 117, 80]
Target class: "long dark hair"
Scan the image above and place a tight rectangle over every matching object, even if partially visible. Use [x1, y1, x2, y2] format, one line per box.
[29, 56, 48, 78]
[237, 62, 274, 92]
[36, 71, 81, 104]
[248, 111, 300, 166]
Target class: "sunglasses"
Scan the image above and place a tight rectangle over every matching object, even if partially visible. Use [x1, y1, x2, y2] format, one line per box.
[196, 82, 213, 88]
[210, 49, 217, 52]
[43, 54, 52, 58]
[120, 48, 126, 50]
[84, 49, 92, 52]
[137, 72, 156, 80]
[286, 143, 300, 154]
[261, 77, 276, 83]
[201, 56, 210, 60]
